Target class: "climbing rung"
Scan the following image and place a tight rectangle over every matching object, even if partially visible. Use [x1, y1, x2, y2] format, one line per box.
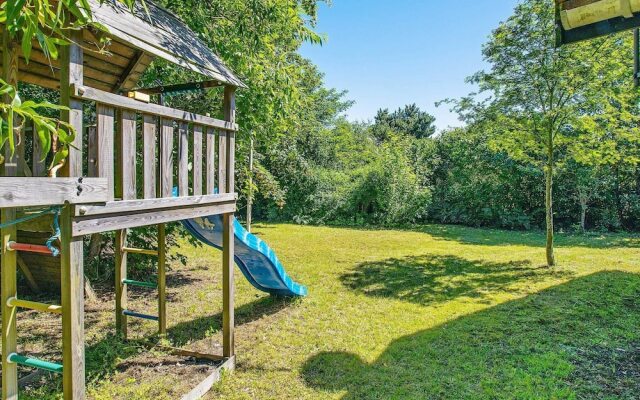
[122, 247, 158, 256]
[6, 297, 62, 314]
[6, 241, 55, 255]
[7, 353, 63, 373]
[122, 279, 157, 289]
[123, 310, 159, 321]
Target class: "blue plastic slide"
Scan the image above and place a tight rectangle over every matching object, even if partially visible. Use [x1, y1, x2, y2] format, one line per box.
[180, 215, 308, 297]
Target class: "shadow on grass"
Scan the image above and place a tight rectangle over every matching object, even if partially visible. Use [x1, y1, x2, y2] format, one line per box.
[166, 294, 296, 346]
[342, 254, 571, 306]
[418, 224, 640, 249]
[304, 271, 640, 399]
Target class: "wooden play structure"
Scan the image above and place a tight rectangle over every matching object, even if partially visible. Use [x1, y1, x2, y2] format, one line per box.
[0, 1, 246, 398]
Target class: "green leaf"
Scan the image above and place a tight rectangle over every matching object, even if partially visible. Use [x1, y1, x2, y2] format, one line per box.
[36, 123, 51, 161]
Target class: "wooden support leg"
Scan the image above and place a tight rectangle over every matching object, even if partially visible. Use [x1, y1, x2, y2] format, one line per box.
[2, 29, 19, 400]
[222, 213, 235, 357]
[2, 209, 18, 400]
[158, 224, 167, 336]
[115, 229, 128, 338]
[60, 205, 85, 400]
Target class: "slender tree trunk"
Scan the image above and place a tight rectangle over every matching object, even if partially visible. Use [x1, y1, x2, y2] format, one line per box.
[545, 129, 555, 267]
[580, 197, 587, 233]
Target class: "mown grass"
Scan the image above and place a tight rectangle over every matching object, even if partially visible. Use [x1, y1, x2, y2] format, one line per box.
[10, 224, 640, 399]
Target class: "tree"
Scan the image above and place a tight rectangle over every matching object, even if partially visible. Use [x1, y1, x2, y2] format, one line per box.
[372, 104, 436, 143]
[448, 0, 633, 265]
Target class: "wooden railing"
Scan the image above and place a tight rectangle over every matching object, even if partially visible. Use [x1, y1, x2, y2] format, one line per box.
[67, 85, 237, 236]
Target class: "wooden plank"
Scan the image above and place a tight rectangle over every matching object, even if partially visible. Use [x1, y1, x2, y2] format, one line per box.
[158, 224, 166, 336]
[115, 229, 128, 338]
[72, 201, 236, 236]
[75, 193, 236, 216]
[180, 356, 235, 400]
[178, 122, 189, 196]
[222, 86, 236, 358]
[32, 120, 47, 177]
[71, 85, 238, 131]
[116, 110, 137, 200]
[205, 128, 216, 195]
[96, 104, 115, 200]
[0, 178, 109, 207]
[59, 29, 86, 400]
[143, 114, 157, 199]
[217, 131, 227, 194]
[193, 125, 203, 196]
[222, 213, 235, 358]
[87, 126, 98, 177]
[160, 119, 174, 198]
[1, 30, 19, 400]
[155, 345, 225, 362]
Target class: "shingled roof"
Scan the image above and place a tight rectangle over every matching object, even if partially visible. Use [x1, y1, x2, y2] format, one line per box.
[0, 0, 245, 92]
[90, 0, 246, 88]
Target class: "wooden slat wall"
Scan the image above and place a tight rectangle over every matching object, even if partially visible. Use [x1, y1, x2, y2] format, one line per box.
[117, 110, 137, 200]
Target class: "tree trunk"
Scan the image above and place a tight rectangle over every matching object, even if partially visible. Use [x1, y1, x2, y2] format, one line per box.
[545, 129, 555, 267]
[580, 197, 587, 233]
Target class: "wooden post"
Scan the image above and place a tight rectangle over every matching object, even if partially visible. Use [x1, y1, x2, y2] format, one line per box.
[158, 118, 173, 335]
[59, 29, 86, 400]
[1, 30, 19, 400]
[222, 86, 236, 358]
[114, 110, 137, 338]
[158, 223, 167, 336]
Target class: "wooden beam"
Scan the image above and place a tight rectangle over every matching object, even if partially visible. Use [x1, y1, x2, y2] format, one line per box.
[2, 30, 19, 400]
[178, 122, 189, 196]
[96, 104, 115, 199]
[71, 85, 238, 131]
[158, 224, 167, 336]
[75, 193, 236, 217]
[222, 86, 236, 359]
[72, 200, 236, 236]
[193, 125, 203, 196]
[217, 131, 227, 193]
[205, 128, 216, 195]
[113, 50, 147, 92]
[59, 29, 86, 400]
[116, 110, 137, 199]
[0, 177, 109, 207]
[160, 119, 174, 198]
[143, 114, 157, 199]
[180, 357, 235, 400]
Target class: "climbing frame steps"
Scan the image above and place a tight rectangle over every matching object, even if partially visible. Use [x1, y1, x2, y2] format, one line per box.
[7, 297, 62, 314]
[123, 310, 159, 321]
[122, 279, 157, 289]
[7, 354, 63, 374]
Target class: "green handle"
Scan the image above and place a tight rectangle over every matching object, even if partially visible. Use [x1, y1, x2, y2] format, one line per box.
[8, 353, 63, 373]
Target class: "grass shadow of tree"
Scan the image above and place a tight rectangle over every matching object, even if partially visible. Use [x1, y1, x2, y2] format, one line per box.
[418, 224, 640, 249]
[342, 254, 572, 306]
[304, 271, 640, 399]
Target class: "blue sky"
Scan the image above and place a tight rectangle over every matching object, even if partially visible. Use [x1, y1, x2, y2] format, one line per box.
[300, 1, 520, 131]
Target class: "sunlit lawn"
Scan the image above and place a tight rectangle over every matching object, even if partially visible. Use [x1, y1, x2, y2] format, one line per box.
[15, 224, 640, 399]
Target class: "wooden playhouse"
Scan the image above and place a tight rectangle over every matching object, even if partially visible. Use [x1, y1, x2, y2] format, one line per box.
[0, 1, 244, 398]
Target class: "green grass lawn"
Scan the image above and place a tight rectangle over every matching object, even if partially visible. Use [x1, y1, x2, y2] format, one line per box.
[14, 224, 640, 399]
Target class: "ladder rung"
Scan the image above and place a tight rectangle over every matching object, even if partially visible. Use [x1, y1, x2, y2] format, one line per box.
[122, 247, 158, 256]
[6, 297, 62, 314]
[7, 353, 63, 373]
[7, 241, 55, 256]
[123, 310, 159, 321]
[122, 279, 157, 289]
